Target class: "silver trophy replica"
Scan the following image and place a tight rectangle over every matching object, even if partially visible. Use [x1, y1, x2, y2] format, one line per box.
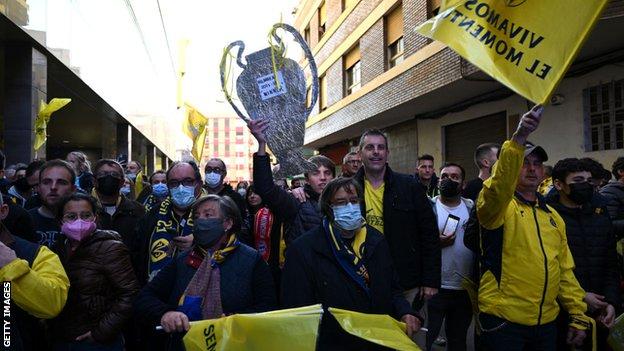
[220, 23, 319, 177]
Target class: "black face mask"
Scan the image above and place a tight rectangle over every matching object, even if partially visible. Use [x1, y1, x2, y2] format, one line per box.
[567, 182, 594, 205]
[96, 175, 121, 196]
[439, 178, 461, 198]
[13, 177, 31, 193]
[194, 218, 226, 247]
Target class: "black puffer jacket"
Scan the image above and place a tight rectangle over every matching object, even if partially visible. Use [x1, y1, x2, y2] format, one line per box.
[600, 181, 624, 239]
[252, 154, 322, 246]
[354, 166, 440, 290]
[548, 195, 621, 308]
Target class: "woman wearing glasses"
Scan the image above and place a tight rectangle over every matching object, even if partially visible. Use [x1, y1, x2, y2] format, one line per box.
[50, 193, 139, 351]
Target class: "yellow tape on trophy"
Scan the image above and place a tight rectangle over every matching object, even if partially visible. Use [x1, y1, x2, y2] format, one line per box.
[415, 0, 609, 104]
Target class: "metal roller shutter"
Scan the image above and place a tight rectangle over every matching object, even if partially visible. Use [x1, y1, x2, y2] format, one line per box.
[444, 112, 507, 179]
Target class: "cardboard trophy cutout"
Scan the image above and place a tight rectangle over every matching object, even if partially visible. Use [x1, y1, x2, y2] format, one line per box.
[220, 23, 319, 177]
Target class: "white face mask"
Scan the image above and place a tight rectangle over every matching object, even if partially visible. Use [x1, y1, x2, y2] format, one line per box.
[237, 188, 247, 197]
[205, 172, 222, 188]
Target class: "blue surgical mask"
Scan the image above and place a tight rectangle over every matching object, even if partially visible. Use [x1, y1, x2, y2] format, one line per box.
[152, 183, 168, 198]
[194, 218, 226, 247]
[120, 185, 131, 196]
[205, 172, 222, 188]
[170, 185, 196, 208]
[332, 203, 364, 231]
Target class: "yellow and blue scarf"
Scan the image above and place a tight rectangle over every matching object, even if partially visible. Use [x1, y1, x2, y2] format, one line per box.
[143, 194, 161, 212]
[147, 197, 194, 281]
[324, 219, 369, 294]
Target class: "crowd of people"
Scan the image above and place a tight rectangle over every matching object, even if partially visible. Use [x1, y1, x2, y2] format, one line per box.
[0, 105, 622, 350]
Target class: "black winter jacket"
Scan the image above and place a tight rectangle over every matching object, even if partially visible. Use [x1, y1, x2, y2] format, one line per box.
[548, 195, 621, 309]
[99, 195, 145, 255]
[354, 166, 440, 290]
[281, 224, 417, 350]
[252, 153, 322, 245]
[600, 181, 624, 239]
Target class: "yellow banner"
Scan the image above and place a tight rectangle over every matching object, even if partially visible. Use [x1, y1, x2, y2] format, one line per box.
[183, 104, 208, 161]
[329, 308, 420, 351]
[34, 98, 71, 151]
[415, 0, 609, 104]
[182, 304, 323, 351]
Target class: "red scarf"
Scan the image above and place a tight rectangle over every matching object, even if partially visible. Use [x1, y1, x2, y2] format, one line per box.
[253, 207, 274, 261]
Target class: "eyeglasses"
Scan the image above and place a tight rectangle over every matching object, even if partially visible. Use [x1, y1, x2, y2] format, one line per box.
[63, 212, 95, 222]
[205, 167, 224, 174]
[167, 178, 197, 188]
[95, 171, 123, 179]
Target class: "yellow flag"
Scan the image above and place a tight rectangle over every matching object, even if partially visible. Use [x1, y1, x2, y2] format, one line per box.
[183, 104, 208, 161]
[329, 308, 420, 351]
[415, 0, 609, 104]
[34, 98, 71, 150]
[182, 304, 323, 351]
[134, 170, 144, 197]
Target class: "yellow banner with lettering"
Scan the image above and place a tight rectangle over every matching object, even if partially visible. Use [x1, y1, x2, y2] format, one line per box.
[182, 305, 323, 351]
[415, 0, 609, 104]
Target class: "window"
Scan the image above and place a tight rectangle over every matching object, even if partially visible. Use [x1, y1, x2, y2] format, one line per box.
[585, 80, 624, 151]
[306, 85, 312, 108]
[319, 74, 328, 111]
[386, 5, 404, 69]
[225, 118, 230, 131]
[304, 26, 311, 45]
[236, 126, 243, 136]
[388, 38, 404, 68]
[429, 0, 441, 17]
[344, 45, 361, 96]
[318, 2, 327, 40]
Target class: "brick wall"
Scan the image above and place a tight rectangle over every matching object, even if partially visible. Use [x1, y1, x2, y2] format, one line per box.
[326, 58, 344, 105]
[403, 0, 429, 58]
[360, 18, 386, 85]
[326, 0, 343, 29]
[306, 48, 462, 143]
[315, 0, 385, 66]
[310, 9, 320, 48]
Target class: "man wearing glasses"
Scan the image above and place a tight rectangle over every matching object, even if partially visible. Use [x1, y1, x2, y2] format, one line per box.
[341, 151, 361, 178]
[29, 160, 77, 248]
[135, 161, 204, 285]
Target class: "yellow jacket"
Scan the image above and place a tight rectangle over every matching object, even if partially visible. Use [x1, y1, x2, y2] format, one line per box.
[477, 140, 589, 329]
[0, 242, 69, 319]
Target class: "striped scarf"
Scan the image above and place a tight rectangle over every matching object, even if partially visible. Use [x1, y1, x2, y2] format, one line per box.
[179, 234, 240, 320]
[147, 198, 194, 281]
[253, 207, 274, 262]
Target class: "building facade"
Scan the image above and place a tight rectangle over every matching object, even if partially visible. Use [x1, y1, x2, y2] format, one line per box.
[201, 115, 256, 184]
[295, 0, 624, 178]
